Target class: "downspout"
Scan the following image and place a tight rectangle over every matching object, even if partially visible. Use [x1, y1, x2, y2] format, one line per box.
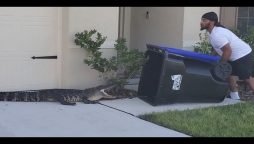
[118, 7, 125, 39]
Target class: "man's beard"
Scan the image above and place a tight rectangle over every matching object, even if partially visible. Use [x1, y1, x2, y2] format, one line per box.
[200, 24, 209, 31]
[200, 27, 206, 31]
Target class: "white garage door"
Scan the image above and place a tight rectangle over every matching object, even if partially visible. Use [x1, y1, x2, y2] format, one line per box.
[0, 7, 59, 91]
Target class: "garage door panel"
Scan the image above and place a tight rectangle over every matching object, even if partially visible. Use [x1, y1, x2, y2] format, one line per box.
[0, 60, 25, 90]
[0, 58, 57, 91]
[13, 7, 57, 17]
[0, 8, 58, 91]
[0, 7, 57, 17]
[21, 26, 55, 52]
[0, 7, 14, 16]
[23, 60, 57, 85]
[0, 23, 20, 51]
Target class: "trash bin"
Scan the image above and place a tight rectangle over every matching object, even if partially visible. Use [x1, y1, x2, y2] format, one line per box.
[138, 44, 229, 106]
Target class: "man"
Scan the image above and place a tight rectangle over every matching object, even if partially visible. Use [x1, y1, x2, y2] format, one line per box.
[200, 11, 254, 100]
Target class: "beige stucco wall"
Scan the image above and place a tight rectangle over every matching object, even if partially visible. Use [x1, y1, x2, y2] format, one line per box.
[127, 7, 220, 51]
[130, 7, 184, 52]
[220, 7, 237, 29]
[182, 7, 220, 50]
[61, 7, 119, 89]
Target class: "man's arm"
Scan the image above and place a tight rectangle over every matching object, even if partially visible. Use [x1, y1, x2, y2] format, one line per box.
[220, 43, 232, 63]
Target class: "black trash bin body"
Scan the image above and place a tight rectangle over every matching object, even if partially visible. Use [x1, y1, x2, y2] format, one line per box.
[138, 44, 229, 106]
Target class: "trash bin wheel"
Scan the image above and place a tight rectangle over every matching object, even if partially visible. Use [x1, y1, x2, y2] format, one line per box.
[212, 62, 232, 81]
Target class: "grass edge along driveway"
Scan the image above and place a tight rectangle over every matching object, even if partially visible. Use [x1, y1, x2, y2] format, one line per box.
[139, 101, 254, 137]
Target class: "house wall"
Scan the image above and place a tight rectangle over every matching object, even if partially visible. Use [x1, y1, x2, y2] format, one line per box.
[61, 7, 119, 89]
[182, 7, 220, 50]
[128, 7, 220, 51]
[130, 7, 184, 52]
[220, 7, 237, 29]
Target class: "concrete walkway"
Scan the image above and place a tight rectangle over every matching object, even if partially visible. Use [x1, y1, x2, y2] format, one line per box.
[0, 96, 241, 137]
[100, 97, 241, 116]
[0, 101, 189, 137]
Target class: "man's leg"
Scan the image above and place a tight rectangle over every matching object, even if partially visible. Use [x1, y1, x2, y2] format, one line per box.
[228, 75, 238, 92]
[245, 76, 254, 91]
[228, 75, 240, 99]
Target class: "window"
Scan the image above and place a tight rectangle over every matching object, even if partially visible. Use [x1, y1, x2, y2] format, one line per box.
[237, 7, 254, 33]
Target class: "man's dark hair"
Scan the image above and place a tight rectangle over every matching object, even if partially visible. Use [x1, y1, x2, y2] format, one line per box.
[202, 12, 226, 28]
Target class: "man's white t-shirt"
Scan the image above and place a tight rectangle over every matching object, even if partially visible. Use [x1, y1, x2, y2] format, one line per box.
[209, 26, 252, 61]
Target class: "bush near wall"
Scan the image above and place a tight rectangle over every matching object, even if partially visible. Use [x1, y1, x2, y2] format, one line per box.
[74, 29, 146, 96]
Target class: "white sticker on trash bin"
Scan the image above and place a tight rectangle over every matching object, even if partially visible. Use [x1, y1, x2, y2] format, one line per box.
[171, 74, 183, 90]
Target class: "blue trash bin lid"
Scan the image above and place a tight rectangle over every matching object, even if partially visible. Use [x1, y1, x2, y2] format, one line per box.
[147, 44, 220, 63]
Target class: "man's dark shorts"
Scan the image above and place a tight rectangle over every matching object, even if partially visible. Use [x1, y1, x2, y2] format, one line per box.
[228, 52, 253, 80]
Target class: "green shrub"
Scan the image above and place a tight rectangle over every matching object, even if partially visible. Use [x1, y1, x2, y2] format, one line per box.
[74, 29, 145, 89]
[193, 31, 213, 55]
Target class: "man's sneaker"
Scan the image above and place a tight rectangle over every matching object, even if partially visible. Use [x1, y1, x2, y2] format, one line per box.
[230, 94, 240, 100]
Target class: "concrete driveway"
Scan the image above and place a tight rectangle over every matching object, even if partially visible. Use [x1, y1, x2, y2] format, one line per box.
[0, 96, 241, 137]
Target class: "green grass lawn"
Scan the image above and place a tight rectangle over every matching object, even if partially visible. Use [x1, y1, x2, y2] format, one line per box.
[139, 101, 254, 137]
